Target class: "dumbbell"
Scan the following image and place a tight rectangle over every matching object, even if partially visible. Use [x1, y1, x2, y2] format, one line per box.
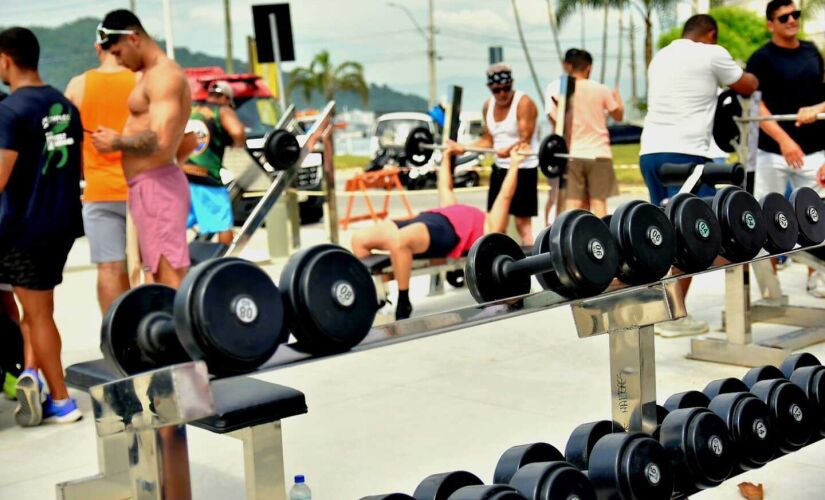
[564, 422, 674, 499]
[279, 243, 378, 353]
[790, 187, 825, 247]
[493, 442, 596, 499]
[466, 209, 620, 303]
[603, 200, 676, 284]
[261, 128, 302, 168]
[704, 374, 813, 453]
[412, 471, 526, 500]
[703, 186, 767, 262]
[446, 269, 466, 288]
[760, 192, 800, 253]
[664, 390, 776, 471]
[664, 193, 723, 272]
[404, 126, 578, 179]
[361, 495, 415, 500]
[101, 257, 285, 377]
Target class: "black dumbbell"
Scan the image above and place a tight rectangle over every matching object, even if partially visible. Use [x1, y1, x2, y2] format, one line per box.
[703, 186, 767, 262]
[446, 269, 466, 288]
[760, 192, 800, 254]
[280, 244, 378, 352]
[101, 257, 285, 377]
[564, 421, 674, 500]
[493, 442, 596, 500]
[466, 209, 620, 303]
[446, 485, 526, 500]
[261, 128, 302, 168]
[361, 495, 415, 500]
[704, 375, 813, 453]
[664, 389, 776, 471]
[412, 471, 526, 500]
[790, 187, 825, 246]
[664, 193, 723, 272]
[603, 200, 677, 285]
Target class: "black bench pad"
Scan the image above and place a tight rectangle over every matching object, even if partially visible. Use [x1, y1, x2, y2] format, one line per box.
[65, 359, 307, 434]
[361, 254, 392, 273]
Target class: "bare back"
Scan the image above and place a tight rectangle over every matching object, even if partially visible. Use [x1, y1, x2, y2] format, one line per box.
[122, 56, 190, 178]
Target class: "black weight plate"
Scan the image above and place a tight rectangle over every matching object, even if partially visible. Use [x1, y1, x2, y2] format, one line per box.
[405, 126, 435, 167]
[564, 420, 617, 471]
[588, 432, 674, 500]
[712, 187, 767, 262]
[361, 495, 416, 500]
[665, 193, 721, 272]
[510, 461, 597, 500]
[447, 485, 526, 500]
[708, 392, 775, 469]
[790, 366, 825, 436]
[263, 128, 300, 169]
[493, 442, 564, 484]
[660, 408, 734, 489]
[533, 225, 565, 293]
[760, 192, 799, 254]
[466, 233, 530, 303]
[742, 365, 785, 389]
[611, 200, 676, 284]
[712, 89, 742, 153]
[791, 187, 825, 246]
[286, 246, 378, 352]
[780, 352, 822, 378]
[750, 379, 814, 453]
[174, 257, 285, 376]
[550, 209, 620, 298]
[446, 269, 465, 288]
[663, 391, 711, 412]
[538, 134, 567, 179]
[413, 470, 483, 500]
[703, 377, 749, 400]
[101, 284, 184, 376]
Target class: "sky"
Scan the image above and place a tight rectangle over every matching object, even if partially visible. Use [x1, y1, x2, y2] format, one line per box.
[3, 0, 691, 111]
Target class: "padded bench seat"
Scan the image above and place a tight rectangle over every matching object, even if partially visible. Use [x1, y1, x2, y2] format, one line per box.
[65, 359, 307, 432]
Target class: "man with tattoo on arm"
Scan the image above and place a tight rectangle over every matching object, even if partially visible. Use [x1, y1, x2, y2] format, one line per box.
[90, 10, 191, 288]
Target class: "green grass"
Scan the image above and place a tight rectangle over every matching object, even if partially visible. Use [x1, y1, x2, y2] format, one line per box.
[334, 154, 371, 170]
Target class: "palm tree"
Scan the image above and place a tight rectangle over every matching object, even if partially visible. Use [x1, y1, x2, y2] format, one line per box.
[511, 0, 545, 98]
[545, 0, 565, 66]
[557, 0, 624, 82]
[286, 50, 369, 105]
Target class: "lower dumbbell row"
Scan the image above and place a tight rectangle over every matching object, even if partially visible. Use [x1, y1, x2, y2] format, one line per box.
[363, 351, 825, 500]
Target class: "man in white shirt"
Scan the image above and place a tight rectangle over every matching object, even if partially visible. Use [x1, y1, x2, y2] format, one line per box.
[641, 14, 758, 336]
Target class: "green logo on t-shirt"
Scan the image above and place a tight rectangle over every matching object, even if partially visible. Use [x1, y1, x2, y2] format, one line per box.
[41, 102, 75, 174]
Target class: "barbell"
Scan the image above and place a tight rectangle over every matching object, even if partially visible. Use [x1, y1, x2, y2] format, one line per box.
[404, 126, 595, 179]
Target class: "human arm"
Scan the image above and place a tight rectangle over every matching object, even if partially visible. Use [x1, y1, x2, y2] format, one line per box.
[437, 148, 458, 207]
[516, 96, 538, 147]
[220, 107, 246, 147]
[0, 110, 18, 192]
[714, 46, 758, 96]
[176, 131, 198, 165]
[0, 149, 17, 192]
[545, 81, 559, 129]
[484, 148, 524, 234]
[607, 87, 624, 122]
[64, 75, 84, 108]
[796, 101, 825, 127]
[758, 101, 804, 169]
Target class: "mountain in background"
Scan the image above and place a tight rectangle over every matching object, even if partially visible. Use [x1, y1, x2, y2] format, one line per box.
[3, 18, 427, 113]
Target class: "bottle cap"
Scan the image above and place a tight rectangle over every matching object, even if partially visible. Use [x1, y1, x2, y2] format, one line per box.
[295, 475, 305, 484]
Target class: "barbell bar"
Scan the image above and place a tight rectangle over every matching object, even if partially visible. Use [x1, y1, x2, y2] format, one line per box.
[404, 126, 596, 179]
[734, 113, 825, 123]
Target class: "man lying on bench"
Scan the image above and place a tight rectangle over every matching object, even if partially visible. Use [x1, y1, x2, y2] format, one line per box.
[351, 143, 528, 319]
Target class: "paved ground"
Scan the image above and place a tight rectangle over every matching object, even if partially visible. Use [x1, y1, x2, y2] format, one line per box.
[2, 184, 825, 499]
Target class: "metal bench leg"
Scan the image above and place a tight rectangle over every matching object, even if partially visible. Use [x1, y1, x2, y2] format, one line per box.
[56, 433, 132, 500]
[428, 271, 445, 296]
[230, 421, 287, 500]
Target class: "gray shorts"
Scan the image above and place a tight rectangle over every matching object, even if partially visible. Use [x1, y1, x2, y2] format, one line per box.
[82, 201, 128, 264]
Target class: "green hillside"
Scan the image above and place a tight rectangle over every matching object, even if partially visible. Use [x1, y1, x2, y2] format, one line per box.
[2, 18, 427, 113]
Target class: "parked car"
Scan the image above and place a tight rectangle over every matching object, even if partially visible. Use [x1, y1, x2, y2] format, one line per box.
[185, 67, 325, 224]
[368, 112, 438, 164]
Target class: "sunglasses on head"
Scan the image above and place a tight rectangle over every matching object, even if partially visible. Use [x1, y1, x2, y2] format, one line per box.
[95, 23, 135, 47]
[775, 10, 802, 23]
[490, 85, 512, 95]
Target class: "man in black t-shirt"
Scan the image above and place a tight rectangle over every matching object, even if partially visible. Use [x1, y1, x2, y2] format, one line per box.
[746, 0, 825, 296]
[0, 27, 83, 426]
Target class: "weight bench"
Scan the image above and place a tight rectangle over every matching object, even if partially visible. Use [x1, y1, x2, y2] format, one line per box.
[58, 359, 307, 500]
[360, 253, 467, 303]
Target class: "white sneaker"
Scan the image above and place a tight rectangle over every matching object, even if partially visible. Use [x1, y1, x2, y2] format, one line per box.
[807, 272, 825, 298]
[655, 316, 710, 338]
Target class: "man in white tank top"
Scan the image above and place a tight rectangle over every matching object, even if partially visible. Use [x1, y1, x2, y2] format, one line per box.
[451, 63, 540, 245]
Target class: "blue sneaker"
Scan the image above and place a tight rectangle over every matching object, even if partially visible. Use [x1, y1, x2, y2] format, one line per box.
[14, 369, 43, 427]
[42, 396, 83, 424]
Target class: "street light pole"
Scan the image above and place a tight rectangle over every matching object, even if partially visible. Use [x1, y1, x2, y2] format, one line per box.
[388, 1, 437, 107]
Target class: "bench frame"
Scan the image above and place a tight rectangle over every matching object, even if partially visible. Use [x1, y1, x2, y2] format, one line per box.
[369, 257, 466, 306]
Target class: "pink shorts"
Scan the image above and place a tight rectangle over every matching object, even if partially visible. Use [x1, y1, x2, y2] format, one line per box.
[127, 164, 191, 273]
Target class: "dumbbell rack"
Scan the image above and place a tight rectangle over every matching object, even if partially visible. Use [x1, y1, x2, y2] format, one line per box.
[690, 91, 825, 367]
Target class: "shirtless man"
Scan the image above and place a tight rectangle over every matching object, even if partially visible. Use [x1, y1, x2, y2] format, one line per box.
[90, 9, 191, 288]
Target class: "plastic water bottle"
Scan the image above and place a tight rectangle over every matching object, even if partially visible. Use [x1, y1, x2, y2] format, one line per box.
[289, 474, 311, 500]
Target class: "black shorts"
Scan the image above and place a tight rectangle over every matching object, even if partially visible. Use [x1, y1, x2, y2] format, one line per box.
[487, 166, 538, 217]
[0, 240, 75, 290]
[394, 212, 459, 259]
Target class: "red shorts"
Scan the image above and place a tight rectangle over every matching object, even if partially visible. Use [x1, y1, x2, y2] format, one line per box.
[127, 164, 191, 273]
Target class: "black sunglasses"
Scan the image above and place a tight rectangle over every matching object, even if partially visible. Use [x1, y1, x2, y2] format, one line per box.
[776, 10, 801, 23]
[490, 85, 512, 95]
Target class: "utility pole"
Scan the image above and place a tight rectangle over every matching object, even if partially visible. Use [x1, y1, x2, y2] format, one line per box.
[629, 16, 638, 106]
[129, 0, 136, 12]
[162, 0, 174, 59]
[511, 0, 544, 100]
[224, 0, 234, 72]
[427, 0, 436, 108]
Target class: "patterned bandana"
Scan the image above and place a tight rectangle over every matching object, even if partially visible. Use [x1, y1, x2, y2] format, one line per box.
[487, 71, 513, 86]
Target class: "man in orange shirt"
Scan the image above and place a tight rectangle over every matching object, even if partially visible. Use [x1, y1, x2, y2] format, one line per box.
[545, 49, 624, 217]
[65, 36, 136, 313]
